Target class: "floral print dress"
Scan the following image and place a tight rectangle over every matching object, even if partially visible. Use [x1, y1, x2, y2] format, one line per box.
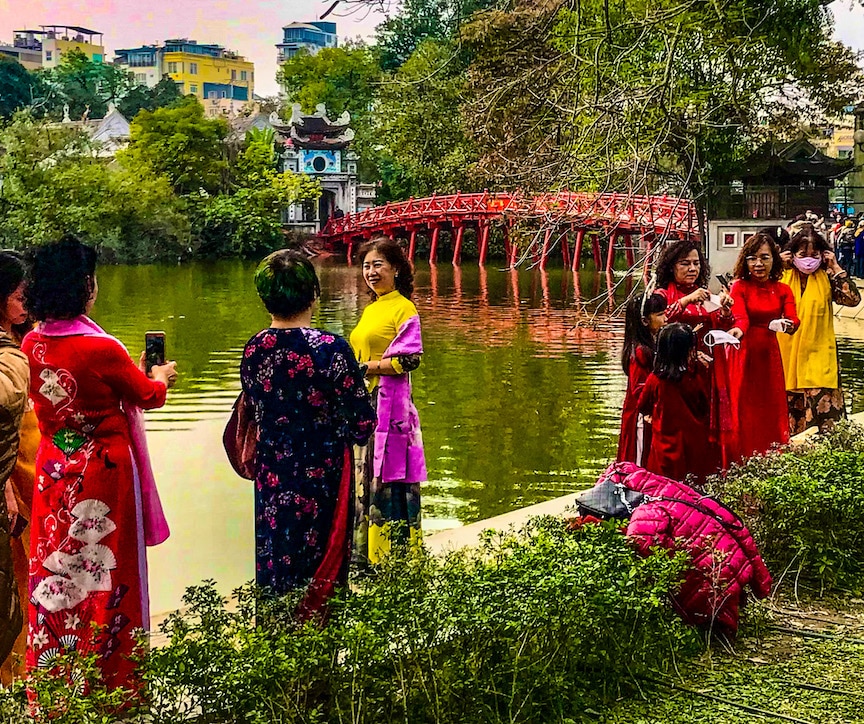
[240, 328, 375, 595]
[22, 331, 167, 691]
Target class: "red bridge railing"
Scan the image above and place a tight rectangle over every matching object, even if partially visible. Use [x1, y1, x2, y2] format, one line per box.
[319, 191, 699, 268]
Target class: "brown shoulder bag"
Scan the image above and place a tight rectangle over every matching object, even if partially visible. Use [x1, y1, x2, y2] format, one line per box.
[223, 391, 257, 480]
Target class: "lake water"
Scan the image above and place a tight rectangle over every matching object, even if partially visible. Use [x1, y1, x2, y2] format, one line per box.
[90, 260, 864, 616]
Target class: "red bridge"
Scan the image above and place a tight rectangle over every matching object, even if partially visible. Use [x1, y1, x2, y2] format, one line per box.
[319, 191, 700, 271]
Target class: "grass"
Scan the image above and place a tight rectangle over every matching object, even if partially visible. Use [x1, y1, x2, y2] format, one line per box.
[601, 596, 864, 724]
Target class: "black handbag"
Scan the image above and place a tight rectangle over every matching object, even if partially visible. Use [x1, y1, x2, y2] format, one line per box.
[574, 478, 645, 520]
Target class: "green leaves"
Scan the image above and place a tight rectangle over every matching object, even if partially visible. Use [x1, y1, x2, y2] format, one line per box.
[121, 97, 229, 196]
[0, 112, 189, 260]
[130, 518, 695, 722]
[710, 422, 864, 594]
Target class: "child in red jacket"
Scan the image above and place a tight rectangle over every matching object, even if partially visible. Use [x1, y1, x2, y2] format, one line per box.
[638, 323, 716, 483]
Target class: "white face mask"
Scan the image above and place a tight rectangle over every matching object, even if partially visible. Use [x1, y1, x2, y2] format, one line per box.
[703, 330, 741, 349]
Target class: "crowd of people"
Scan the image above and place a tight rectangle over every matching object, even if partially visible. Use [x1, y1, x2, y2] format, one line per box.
[0, 235, 427, 694]
[617, 222, 860, 483]
[0, 220, 859, 692]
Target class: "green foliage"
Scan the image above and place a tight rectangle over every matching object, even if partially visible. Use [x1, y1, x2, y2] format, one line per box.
[139, 517, 695, 723]
[277, 43, 380, 122]
[116, 76, 184, 120]
[0, 112, 189, 260]
[0, 57, 40, 119]
[461, 0, 864, 201]
[709, 423, 864, 594]
[0, 645, 139, 723]
[376, 0, 497, 71]
[199, 171, 319, 257]
[39, 48, 133, 121]
[121, 97, 228, 195]
[375, 39, 477, 198]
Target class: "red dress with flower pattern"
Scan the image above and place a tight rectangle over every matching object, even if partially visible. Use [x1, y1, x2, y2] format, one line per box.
[21, 332, 166, 690]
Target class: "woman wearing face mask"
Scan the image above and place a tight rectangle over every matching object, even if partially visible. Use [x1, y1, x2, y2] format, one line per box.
[778, 226, 860, 434]
[350, 237, 426, 567]
[728, 233, 799, 459]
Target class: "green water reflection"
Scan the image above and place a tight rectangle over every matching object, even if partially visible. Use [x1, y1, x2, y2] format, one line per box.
[89, 260, 864, 615]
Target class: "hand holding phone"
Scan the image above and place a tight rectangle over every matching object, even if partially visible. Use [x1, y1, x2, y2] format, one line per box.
[145, 331, 166, 373]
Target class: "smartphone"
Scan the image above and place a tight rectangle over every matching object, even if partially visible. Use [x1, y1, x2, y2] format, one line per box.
[715, 274, 731, 291]
[145, 331, 166, 373]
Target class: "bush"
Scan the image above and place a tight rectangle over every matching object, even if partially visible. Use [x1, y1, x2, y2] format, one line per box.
[708, 422, 864, 594]
[138, 517, 696, 723]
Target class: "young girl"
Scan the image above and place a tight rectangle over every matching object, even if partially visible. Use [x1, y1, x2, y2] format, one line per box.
[637, 323, 714, 482]
[617, 292, 667, 466]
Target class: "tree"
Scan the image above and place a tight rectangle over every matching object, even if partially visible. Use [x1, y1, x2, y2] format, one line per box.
[461, 0, 864, 217]
[0, 112, 188, 260]
[375, 0, 497, 71]
[277, 43, 380, 120]
[121, 97, 228, 195]
[41, 48, 133, 120]
[117, 76, 183, 119]
[199, 128, 320, 256]
[373, 39, 477, 198]
[0, 57, 38, 119]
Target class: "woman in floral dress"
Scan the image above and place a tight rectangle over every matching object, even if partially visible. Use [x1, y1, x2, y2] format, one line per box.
[22, 238, 177, 689]
[240, 250, 375, 613]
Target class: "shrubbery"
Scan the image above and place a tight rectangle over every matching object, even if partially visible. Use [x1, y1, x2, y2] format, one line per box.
[709, 422, 864, 594]
[3, 518, 697, 723]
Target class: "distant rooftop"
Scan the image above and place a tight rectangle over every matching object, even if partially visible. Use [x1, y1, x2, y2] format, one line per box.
[281, 21, 336, 33]
[15, 25, 102, 38]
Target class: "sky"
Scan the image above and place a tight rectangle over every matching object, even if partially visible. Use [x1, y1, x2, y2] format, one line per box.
[0, 0, 863, 97]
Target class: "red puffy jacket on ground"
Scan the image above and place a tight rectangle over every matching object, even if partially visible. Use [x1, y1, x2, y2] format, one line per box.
[597, 462, 772, 635]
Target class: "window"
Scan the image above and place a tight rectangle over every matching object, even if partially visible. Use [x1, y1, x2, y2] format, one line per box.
[190, 84, 198, 94]
[208, 91, 217, 99]
[190, 62, 198, 75]
[135, 73, 147, 83]
[240, 70, 247, 81]
[167, 61, 178, 74]
[220, 91, 227, 98]
[45, 50, 52, 61]
[231, 69, 236, 80]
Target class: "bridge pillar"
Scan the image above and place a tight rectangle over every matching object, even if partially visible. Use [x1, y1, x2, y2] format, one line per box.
[346, 239, 354, 265]
[429, 226, 441, 264]
[606, 231, 618, 272]
[503, 225, 513, 267]
[642, 232, 655, 284]
[591, 233, 602, 271]
[507, 226, 519, 268]
[624, 234, 635, 269]
[540, 227, 553, 271]
[572, 228, 585, 272]
[478, 222, 491, 266]
[408, 229, 418, 262]
[561, 228, 571, 269]
[452, 224, 465, 266]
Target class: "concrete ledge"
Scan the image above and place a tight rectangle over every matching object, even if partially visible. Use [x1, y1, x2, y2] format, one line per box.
[424, 494, 578, 555]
